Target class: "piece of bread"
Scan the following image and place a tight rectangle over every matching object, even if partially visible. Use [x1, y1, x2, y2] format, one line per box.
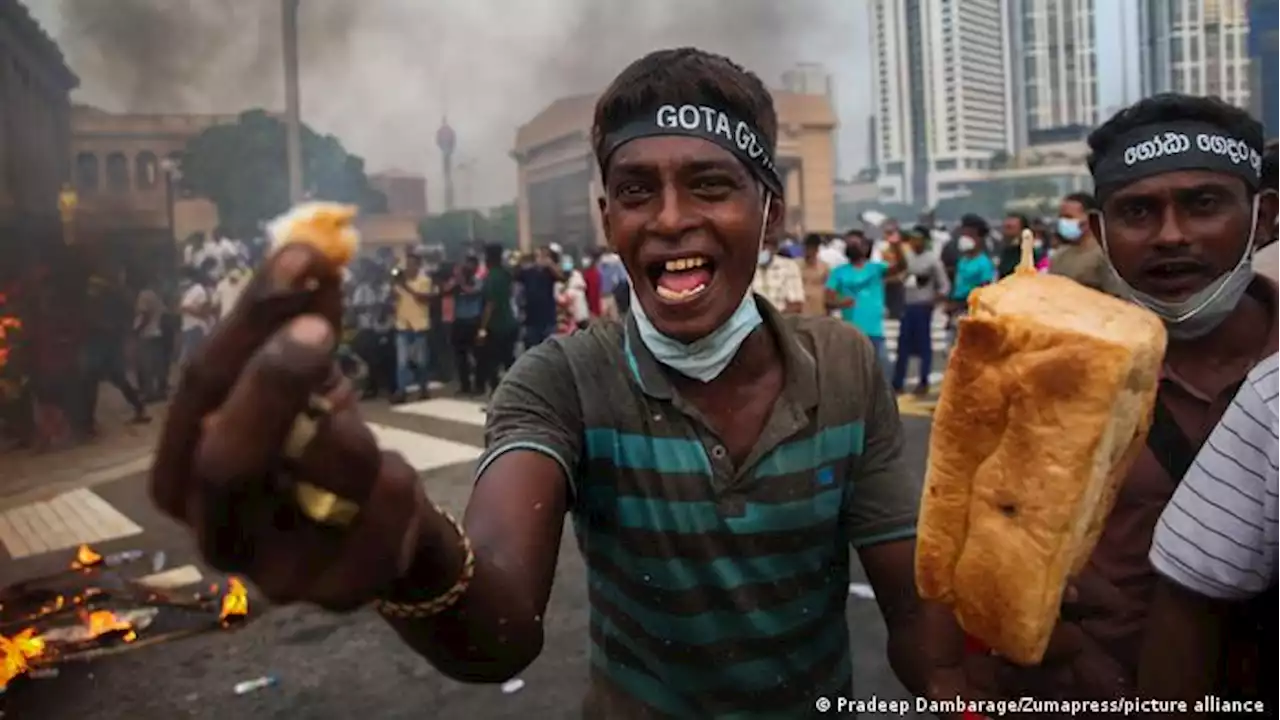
[915, 234, 1166, 666]
[267, 202, 361, 267]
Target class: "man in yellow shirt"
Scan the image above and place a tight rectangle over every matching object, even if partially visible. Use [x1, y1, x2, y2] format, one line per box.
[393, 250, 434, 403]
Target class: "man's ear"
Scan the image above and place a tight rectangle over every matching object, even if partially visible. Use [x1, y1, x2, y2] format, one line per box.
[597, 196, 613, 247]
[1087, 210, 1104, 242]
[1255, 190, 1278, 249]
[764, 192, 786, 242]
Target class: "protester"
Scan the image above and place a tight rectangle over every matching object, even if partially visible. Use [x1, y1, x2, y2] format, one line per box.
[596, 249, 627, 320]
[151, 46, 979, 720]
[82, 270, 149, 431]
[751, 234, 804, 313]
[982, 93, 1278, 710]
[891, 225, 949, 396]
[177, 263, 213, 364]
[950, 234, 996, 306]
[996, 213, 1038, 278]
[553, 252, 589, 334]
[826, 232, 892, 379]
[451, 255, 484, 396]
[516, 246, 560, 347]
[581, 246, 603, 318]
[132, 274, 167, 403]
[349, 258, 396, 399]
[1048, 191, 1111, 291]
[476, 243, 518, 395]
[214, 258, 250, 321]
[798, 233, 830, 317]
[392, 249, 433, 403]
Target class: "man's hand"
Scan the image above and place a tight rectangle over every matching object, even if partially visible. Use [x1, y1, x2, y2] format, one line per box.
[151, 245, 430, 610]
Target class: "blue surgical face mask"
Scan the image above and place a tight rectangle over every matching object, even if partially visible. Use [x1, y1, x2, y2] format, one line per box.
[1057, 217, 1084, 242]
[1097, 194, 1265, 340]
[758, 249, 772, 266]
[560, 259, 574, 273]
[629, 192, 771, 383]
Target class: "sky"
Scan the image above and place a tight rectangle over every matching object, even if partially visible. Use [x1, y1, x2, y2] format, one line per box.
[25, 0, 1138, 211]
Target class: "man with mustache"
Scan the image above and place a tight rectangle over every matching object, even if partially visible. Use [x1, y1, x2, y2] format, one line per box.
[150, 47, 981, 718]
[980, 94, 1277, 714]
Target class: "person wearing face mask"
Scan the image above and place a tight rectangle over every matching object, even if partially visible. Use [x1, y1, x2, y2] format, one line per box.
[1047, 192, 1112, 292]
[974, 94, 1279, 714]
[750, 234, 805, 313]
[948, 233, 995, 311]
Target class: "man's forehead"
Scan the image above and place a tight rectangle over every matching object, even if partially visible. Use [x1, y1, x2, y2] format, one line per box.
[608, 135, 745, 173]
[1108, 169, 1245, 201]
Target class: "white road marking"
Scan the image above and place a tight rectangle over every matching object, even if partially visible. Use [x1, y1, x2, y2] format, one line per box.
[367, 423, 482, 473]
[848, 582, 876, 599]
[393, 397, 487, 428]
[0, 489, 142, 559]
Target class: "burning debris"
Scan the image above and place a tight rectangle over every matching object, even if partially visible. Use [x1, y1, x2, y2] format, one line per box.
[0, 544, 252, 692]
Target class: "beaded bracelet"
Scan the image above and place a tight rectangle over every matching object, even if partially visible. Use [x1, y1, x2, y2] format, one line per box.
[374, 506, 476, 619]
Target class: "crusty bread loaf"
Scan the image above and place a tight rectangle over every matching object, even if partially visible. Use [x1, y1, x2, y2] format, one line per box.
[267, 202, 361, 268]
[915, 244, 1166, 666]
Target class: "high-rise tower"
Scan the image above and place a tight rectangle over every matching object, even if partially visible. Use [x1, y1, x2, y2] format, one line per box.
[436, 118, 457, 212]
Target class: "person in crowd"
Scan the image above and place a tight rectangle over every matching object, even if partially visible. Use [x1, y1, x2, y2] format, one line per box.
[881, 221, 907, 320]
[941, 214, 988, 286]
[151, 46, 981, 719]
[178, 263, 214, 365]
[581, 247, 604, 318]
[951, 232, 996, 307]
[214, 257, 250, 321]
[132, 273, 167, 403]
[596, 248, 627, 320]
[826, 231, 894, 380]
[799, 233, 830, 317]
[451, 255, 485, 396]
[477, 243, 518, 395]
[82, 269, 149, 431]
[891, 226, 949, 397]
[751, 234, 804, 313]
[1049, 191, 1111, 291]
[1251, 140, 1278, 282]
[430, 259, 456, 385]
[818, 233, 849, 270]
[349, 258, 396, 399]
[978, 94, 1278, 711]
[516, 246, 562, 347]
[392, 249, 434, 404]
[554, 252, 589, 334]
[997, 213, 1040, 278]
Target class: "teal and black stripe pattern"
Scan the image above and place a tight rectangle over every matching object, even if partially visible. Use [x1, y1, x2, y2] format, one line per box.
[574, 420, 865, 717]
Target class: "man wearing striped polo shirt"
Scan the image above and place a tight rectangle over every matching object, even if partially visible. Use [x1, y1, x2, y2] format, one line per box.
[449, 48, 970, 717]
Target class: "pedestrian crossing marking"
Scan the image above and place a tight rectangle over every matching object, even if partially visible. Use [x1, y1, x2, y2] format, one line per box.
[394, 398, 487, 428]
[0, 488, 142, 559]
[897, 394, 939, 418]
[367, 422, 483, 473]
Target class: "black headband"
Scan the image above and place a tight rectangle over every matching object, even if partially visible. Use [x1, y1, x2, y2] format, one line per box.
[1092, 121, 1263, 199]
[598, 103, 784, 196]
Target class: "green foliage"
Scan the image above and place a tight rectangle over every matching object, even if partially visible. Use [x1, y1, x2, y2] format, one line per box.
[417, 203, 518, 259]
[179, 110, 387, 238]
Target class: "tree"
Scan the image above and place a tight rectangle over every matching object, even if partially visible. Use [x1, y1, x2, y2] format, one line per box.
[180, 110, 387, 238]
[417, 203, 519, 259]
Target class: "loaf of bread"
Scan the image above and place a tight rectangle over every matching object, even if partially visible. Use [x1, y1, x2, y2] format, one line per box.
[267, 202, 361, 267]
[915, 232, 1166, 666]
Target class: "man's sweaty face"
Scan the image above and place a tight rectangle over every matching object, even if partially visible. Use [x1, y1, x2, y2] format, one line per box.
[600, 136, 771, 343]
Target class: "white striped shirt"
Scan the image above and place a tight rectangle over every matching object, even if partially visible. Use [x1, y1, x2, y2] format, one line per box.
[1150, 353, 1280, 600]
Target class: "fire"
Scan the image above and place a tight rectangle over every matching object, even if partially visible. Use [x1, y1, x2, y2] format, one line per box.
[0, 628, 46, 691]
[70, 544, 103, 570]
[0, 315, 19, 371]
[219, 577, 249, 623]
[83, 610, 135, 642]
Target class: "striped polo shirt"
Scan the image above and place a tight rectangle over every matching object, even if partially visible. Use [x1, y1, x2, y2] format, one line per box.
[477, 295, 920, 718]
[1150, 353, 1279, 600]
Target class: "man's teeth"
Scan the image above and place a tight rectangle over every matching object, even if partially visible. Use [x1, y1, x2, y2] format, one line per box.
[656, 284, 708, 300]
[663, 257, 708, 272]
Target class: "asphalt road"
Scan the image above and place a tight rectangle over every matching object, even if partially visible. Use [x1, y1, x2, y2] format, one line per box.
[0, 400, 938, 720]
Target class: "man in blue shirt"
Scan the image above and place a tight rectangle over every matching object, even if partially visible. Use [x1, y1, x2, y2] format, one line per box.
[827, 232, 893, 380]
[451, 255, 485, 396]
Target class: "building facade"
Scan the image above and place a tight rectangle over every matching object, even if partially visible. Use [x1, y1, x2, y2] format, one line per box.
[1248, 0, 1278, 138]
[369, 170, 428, 217]
[871, 0, 1016, 208]
[511, 91, 837, 253]
[0, 0, 78, 243]
[1011, 0, 1099, 147]
[1139, 0, 1253, 110]
[70, 105, 238, 237]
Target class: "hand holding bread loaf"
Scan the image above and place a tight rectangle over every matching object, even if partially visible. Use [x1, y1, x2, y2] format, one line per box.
[915, 230, 1167, 666]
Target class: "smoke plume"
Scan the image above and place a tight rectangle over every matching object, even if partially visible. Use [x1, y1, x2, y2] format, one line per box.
[53, 0, 859, 208]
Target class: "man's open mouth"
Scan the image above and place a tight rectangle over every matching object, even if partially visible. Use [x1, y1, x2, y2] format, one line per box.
[647, 256, 717, 303]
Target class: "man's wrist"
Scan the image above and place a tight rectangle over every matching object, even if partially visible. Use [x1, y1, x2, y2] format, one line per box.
[380, 502, 469, 604]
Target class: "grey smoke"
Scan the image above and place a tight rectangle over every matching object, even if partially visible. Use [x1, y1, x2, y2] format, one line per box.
[50, 0, 869, 208]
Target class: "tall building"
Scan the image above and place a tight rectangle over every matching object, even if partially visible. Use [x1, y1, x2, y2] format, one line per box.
[1138, 0, 1252, 111]
[1248, 0, 1278, 138]
[1011, 0, 1099, 147]
[871, 0, 1015, 208]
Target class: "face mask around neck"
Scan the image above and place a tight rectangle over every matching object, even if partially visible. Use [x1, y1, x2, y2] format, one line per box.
[629, 192, 771, 383]
[1097, 194, 1263, 341]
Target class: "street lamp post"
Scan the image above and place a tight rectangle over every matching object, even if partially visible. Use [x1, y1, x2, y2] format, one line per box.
[282, 0, 304, 204]
[57, 184, 78, 245]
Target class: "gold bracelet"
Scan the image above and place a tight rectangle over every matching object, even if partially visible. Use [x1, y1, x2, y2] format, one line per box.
[374, 507, 475, 619]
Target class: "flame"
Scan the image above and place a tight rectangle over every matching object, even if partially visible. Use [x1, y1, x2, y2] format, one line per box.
[1, 628, 47, 690]
[83, 610, 134, 641]
[70, 544, 103, 570]
[219, 577, 249, 623]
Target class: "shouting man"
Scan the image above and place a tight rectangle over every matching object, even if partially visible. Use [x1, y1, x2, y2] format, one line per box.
[151, 48, 974, 718]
